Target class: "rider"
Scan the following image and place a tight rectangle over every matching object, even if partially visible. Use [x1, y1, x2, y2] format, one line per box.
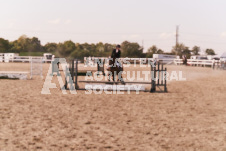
[111, 44, 121, 59]
[111, 45, 122, 68]
[109, 45, 124, 82]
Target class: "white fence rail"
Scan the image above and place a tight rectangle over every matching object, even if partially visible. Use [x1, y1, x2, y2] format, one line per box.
[84, 57, 177, 66]
[84, 57, 226, 69]
[174, 59, 219, 67]
[0, 56, 53, 63]
[1, 56, 225, 69]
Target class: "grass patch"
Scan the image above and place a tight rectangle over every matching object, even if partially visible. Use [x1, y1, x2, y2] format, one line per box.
[19, 52, 45, 56]
[19, 52, 56, 56]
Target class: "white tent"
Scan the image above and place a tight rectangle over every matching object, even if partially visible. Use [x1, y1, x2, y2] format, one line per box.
[221, 52, 226, 58]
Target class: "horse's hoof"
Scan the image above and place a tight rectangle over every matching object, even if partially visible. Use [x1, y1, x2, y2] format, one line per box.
[119, 79, 125, 84]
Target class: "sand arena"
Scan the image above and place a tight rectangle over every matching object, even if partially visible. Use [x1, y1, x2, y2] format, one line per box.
[0, 63, 226, 150]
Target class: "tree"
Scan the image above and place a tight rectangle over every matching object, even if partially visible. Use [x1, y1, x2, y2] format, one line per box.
[0, 38, 10, 52]
[12, 35, 28, 52]
[172, 43, 186, 56]
[192, 46, 200, 55]
[56, 40, 75, 57]
[104, 43, 115, 53]
[28, 37, 43, 52]
[70, 49, 90, 60]
[121, 41, 143, 58]
[146, 45, 164, 58]
[44, 43, 57, 52]
[145, 52, 153, 58]
[9, 35, 43, 52]
[183, 47, 191, 58]
[96, 42, 104, 52]
[147, 45, 158, 54]
[157, 49, 164, 54]
[172, 43, 191, 57]
[205, 49, 216, 55]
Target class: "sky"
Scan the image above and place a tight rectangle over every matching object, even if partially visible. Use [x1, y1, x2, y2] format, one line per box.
[0, 0, 226, 54]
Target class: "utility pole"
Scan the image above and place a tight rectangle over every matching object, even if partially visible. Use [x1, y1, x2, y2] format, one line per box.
[142, 39, 144, 52]
[142, 39, 144, 48]
[176, 25, 179, 54]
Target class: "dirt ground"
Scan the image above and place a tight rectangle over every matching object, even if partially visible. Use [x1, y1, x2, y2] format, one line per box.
[0, 63, 226, 151]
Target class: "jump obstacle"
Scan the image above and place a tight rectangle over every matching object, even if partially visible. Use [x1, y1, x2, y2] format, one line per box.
[64, 59, 167, 93]
[52, 58, 105, 76]
[0, 57, 43, 80]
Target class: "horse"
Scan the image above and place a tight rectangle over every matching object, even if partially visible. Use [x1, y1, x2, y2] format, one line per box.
[107, 58, 124, 82]
[182, 55, 187, 65]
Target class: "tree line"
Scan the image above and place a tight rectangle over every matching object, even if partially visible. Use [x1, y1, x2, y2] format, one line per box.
[0, 35, 216, 59]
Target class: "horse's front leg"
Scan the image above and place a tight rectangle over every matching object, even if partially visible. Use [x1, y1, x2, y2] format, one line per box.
[112, 72, 115, 81]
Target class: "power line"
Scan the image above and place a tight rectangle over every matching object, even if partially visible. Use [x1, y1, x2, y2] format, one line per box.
[180, 32, 223, 37]
[0, 28, 165, 35]
[181, 38, 226, 45]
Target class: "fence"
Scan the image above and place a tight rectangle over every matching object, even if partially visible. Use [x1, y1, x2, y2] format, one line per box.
[174, 59, 221, 68]
[1, 55, 225, 69]
[30, 57, 43, 79]
[0, 56, 53, 63]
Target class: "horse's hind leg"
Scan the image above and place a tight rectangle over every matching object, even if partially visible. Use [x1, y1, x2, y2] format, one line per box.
[108, 71, 111, 81]
[113, 73, 115, 82]
[117, 68, 124, 82]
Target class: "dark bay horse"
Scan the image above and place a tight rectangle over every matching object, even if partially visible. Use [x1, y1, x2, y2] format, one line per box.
[107, 58, 124, 82]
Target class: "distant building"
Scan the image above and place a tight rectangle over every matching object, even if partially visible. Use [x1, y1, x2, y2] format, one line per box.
[221, 52, 226, 58]
[152, 54, 180, 64]
[0, 53, 4, 62]
[153, 54, 180, 60]
[191, 55, 208, 60]
[191, 55, 221, 60]
[220, 52, 226, 61]
[0, 53, 19, 62]
[43, 53, 55, 63]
